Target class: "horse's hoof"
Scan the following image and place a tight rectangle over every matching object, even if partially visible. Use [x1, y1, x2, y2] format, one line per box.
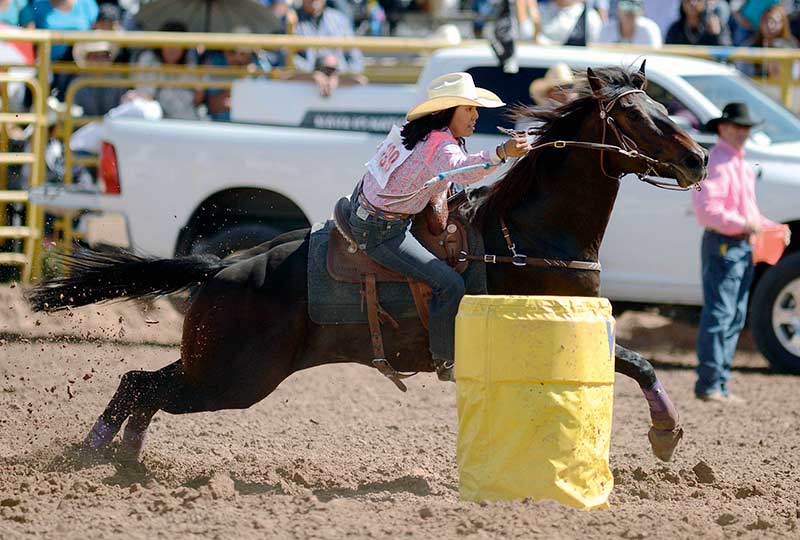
[117, 428, 147, 464]
[648, 425, 684, 462]
[69, 442, 114, 468]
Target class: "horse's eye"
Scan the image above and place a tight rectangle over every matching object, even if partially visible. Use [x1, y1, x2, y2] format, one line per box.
[645, 97, 668, 116]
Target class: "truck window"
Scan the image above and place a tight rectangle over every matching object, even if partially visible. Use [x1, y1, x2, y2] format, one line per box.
[466, 66, 548, 135]
[646, 80, 700, 130]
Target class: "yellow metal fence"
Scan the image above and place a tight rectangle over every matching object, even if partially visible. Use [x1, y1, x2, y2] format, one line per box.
[1, 29, 800, 282]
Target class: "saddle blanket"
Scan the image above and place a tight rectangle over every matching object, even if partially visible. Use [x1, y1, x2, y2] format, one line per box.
[307, 220, 487, 325]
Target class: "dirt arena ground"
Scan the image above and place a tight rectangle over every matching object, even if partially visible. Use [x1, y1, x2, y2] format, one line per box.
[1, 285, 799, 539]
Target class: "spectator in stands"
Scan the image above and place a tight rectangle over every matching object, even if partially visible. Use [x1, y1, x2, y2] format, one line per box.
[732, 0, 781, 46]
[92, 3, 132, 63]
[0, 0, 28, 26]
[516, 62, 576, 131]
[598, 0, 663, 46]
[93, 1, 119, 30]
[20, 0, 100, 100]
[204, 26, 271, 122]
[377, 0, 404, 35]
[665, 0, 731, 45]
[525, 0, 603, 45]
[472, 0, 496, 38]
[293, 0, 365, 95]
[742, 4, 799, 77]
[260, 0, 299, 34]
[20, 1, 99, 60]
[529, 62, 576, 107]
[128, 21, 202, 120]
[71, 40, 128, 116]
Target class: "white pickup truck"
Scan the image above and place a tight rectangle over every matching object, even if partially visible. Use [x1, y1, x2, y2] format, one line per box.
[31, 45, 800, 373]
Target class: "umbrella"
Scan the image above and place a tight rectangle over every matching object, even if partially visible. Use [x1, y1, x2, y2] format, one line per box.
[136, 0, 281, 34]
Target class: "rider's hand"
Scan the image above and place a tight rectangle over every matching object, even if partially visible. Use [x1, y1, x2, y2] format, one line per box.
[503, 134, 531, 159]
[743, 220, 762, 236]
[784, 227, 792, 246]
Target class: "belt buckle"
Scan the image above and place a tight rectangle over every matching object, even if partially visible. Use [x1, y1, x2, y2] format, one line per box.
[356, 205, 370, 220]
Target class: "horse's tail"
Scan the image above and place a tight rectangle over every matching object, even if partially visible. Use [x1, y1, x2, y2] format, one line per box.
[27, 246, 234, 312]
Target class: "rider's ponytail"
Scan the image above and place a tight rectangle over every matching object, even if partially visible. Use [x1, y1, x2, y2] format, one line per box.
[400, 107, 458, 150]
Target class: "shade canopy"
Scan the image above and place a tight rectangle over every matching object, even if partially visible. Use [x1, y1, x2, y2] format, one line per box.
[136, 0, 281, 34]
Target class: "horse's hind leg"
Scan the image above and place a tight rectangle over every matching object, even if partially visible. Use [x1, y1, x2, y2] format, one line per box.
[84, 359, 204, 461]
[615, 344, 684, 462]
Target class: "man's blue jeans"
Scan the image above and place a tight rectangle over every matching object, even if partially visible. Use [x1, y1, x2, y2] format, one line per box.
[695, 230, 754, 397]
[348, 204, 465, 363]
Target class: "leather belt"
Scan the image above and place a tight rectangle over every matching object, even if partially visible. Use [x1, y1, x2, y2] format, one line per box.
[357, 192, 411, 222]
[707, 229, 749, 241]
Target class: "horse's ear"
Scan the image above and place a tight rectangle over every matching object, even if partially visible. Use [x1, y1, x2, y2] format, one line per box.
[636, 60, 648, 90]
[587, 67, 603, 95]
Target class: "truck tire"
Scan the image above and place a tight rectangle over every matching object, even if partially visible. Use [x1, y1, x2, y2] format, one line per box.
[750, 251, 800, 373]
[191, 223, 282, 258]
[169, 223, 282, 313]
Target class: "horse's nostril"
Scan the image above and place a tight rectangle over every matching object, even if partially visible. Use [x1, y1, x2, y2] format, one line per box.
[684, 152, 706, 171]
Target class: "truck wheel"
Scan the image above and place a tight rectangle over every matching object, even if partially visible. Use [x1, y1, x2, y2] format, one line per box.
[170, 224, 281, 313]
[750, 252, 800, 373]
[191, 223, 282, 258]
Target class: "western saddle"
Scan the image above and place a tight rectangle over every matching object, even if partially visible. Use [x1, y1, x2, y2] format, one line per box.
[328, 190, 469, 391]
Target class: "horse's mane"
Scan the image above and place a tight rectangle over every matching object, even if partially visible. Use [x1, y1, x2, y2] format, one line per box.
[473, 65, 646, 224]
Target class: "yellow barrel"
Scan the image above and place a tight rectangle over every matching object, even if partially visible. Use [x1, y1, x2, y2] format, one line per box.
[455, 295, 615, 510]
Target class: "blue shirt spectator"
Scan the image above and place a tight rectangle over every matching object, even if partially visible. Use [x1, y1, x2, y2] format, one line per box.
[0, 0, 28, 26]
[20, 0, 99, 61]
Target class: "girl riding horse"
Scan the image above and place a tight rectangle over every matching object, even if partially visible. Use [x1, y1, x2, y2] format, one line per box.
[349, 72, 529, 381]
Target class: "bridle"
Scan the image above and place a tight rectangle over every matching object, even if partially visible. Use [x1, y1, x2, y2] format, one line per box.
[500, 88, 700, 192]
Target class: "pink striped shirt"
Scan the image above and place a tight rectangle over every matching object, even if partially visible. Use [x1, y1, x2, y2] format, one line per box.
[692, 139, 775, 236]
[361, 128, 495, 215]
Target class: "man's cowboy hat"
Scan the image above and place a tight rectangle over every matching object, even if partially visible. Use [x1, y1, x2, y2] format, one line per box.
[529, 63, 575, 106]
[73, 41, 120, 67]
[406, 72, 504, 121]
[704, 102, 762, 133]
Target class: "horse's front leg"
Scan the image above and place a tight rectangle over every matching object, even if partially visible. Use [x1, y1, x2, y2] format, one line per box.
[614, 344, 684, 462]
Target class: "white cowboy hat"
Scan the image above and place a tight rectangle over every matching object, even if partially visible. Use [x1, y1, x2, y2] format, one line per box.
[529, 63, 575, 106]
[72, 41, 120, 67]
[406, 72, 504, 122]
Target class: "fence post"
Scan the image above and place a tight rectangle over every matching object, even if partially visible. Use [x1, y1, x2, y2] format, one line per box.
[27, 38, 52, 282]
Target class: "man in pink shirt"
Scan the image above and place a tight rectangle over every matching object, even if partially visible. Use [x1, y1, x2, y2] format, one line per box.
[692, 102, 782, 403]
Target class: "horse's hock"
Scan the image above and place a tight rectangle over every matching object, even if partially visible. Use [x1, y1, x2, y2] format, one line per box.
[455, 296, 616, 510]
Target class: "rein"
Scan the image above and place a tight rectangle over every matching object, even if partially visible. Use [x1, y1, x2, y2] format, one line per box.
[505, 88, 699, 192]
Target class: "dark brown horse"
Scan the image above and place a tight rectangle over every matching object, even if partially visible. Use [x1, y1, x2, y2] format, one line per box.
[29, 64, 707, 465]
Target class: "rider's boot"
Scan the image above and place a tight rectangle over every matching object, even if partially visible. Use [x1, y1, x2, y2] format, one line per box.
[434, 357, 455, 382]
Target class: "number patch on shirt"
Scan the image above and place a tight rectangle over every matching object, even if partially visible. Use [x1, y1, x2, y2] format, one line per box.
[366, 125, 413, 188]
[378, 143, 401, 172]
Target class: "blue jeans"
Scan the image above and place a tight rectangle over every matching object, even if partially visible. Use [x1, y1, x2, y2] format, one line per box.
[348, 202, 465, 362]
[695, 230, 754, 397]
